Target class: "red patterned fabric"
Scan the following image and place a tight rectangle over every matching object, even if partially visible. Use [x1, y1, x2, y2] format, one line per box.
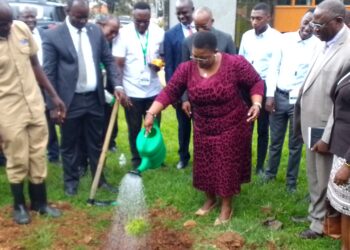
[156, 53, 264, 197]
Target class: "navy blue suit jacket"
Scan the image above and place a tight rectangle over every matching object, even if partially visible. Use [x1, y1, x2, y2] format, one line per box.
[164, 23, 185, 83]
[42, 22, 120, 110]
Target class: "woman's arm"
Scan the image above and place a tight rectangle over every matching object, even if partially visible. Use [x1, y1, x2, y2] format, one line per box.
[144, 101, 165, 133]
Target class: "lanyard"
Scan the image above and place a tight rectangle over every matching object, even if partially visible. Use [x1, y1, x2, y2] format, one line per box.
[136, 30, 149, 66]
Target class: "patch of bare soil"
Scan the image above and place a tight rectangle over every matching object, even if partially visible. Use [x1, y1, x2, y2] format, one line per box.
[0, 202, 108, 250]
[147, 205, 193, 250]
[0, 201, 194, 250]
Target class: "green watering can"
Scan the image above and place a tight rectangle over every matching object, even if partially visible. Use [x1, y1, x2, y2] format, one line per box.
[129, 119, 166, 176]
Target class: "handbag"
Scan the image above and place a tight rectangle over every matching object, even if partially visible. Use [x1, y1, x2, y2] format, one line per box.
[323, 200, 341, 239]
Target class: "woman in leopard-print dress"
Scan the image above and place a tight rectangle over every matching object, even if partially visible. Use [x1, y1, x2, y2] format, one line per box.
[144, 32, 264, 225]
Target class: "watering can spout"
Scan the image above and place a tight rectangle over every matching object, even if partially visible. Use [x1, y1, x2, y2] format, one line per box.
[136, 158, 151, 173]
[128, 170, 142, 177]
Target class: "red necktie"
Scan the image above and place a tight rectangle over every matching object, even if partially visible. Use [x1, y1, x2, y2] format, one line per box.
[187, 25, 193, 35]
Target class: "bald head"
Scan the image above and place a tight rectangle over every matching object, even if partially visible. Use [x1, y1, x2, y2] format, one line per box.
[313, 0, 345, 42]
[0, 0, 13, 38]
[193, 6, 213, 32]
[318, 0, 345, 18]
[175, 0, 193, 8]
[18, 6, 38, 31]
[175, 0, 194, 25]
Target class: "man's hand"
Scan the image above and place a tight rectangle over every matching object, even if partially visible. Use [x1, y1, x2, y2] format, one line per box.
[182, 101, 192, 118]
[247, 105, 260, 123]
[311, 140, 330, 154]
[265, 97, 275, 113]
[51, 96, 66, 124]
[114, 89, 132, 108]
[334, 164, 350, 186]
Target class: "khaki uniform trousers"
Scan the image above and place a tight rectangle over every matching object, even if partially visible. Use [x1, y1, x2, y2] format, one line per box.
[0, 111, 48, 184]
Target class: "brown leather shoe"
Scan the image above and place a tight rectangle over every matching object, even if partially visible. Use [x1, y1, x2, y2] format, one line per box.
[299, 229, 323, 239]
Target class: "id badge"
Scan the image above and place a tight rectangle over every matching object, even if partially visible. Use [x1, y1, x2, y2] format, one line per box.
[289, 88, 299, 105]
[139, 67, 151, 86]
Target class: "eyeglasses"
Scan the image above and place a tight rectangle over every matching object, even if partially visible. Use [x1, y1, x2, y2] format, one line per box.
[310, 17, 337, 30]
[190, 55, 212, 63]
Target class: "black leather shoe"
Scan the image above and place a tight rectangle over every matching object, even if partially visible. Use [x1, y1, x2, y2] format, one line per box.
[99, 182, 118, 193]
[299, 229, 323, 239]
[176, 161, 188, 169]
[34, 205, 61, 218]
[13, 205, 31, 225]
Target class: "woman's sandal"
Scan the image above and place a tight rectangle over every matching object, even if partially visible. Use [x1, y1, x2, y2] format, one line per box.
[195, 202, 217, 216]
[214, 210, 233, 226]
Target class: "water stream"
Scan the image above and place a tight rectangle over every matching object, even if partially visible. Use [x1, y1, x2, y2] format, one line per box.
[105, 173, 148, 250]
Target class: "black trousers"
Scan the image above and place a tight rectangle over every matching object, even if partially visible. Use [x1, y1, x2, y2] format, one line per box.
[175, 104, 191, 163]
[45, 110, 60, 162]
[103, 103, 118, 149]
[60, 92, 106, 190]
[254, 82, 269, 173]
[124, 96, 158, 167]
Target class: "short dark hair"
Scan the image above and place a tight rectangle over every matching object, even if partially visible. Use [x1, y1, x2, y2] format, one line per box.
[193, 31, 217, 51]
[133, 1, 150, 11]
[252, 2, 271, 16]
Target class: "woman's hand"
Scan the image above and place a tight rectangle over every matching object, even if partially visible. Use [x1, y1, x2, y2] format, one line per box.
[247, 104, 260, 123]
[334, 164, 350, 186]
[182, 101, 192, 118]
[144, 112, 155, 134]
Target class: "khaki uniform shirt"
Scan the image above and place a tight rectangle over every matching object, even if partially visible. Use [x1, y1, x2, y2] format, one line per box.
[0, 20, 45, 127]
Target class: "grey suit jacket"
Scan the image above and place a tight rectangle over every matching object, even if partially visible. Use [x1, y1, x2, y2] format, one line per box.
[294, 27, 350, 146]
[181, 27, 236, 62]
[42, 22, 120, 110]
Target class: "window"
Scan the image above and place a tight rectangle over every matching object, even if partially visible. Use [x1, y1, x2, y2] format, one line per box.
[277, 0, 291, 5]
[295, 0, 312, 5]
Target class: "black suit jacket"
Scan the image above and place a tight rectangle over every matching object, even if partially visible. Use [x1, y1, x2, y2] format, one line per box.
[42, 22, 120, 110]
[164, 23, 185, 83]
[329, 73, 350, 162]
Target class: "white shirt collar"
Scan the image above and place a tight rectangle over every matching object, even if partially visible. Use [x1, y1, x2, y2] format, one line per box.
[65, 16, 87, 34]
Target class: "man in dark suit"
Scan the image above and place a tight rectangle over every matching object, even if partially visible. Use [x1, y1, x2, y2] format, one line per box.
[181, 6, 236, 124]
[163, 0, 195, 169]
[43, 0, 123, 196]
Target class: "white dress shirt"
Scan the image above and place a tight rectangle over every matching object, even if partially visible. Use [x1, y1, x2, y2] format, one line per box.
[265, 31, 321, 97]
[32, 28, 43, 65]
[112, 23, 164, 98]
[239, 25, 282, 81]
[181, 22, 196, 38]
[66, 17, 97, 93]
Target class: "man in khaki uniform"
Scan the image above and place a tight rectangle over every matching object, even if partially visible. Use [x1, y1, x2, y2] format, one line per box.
[0, 1, 65, 224]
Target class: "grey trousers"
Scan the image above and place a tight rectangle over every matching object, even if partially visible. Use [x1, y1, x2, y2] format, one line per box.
[265, 91, 303, 188]
[306, 148, 333, 234]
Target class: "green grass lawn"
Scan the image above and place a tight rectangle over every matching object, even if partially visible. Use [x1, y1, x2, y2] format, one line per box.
[0, 107, 340, 249]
